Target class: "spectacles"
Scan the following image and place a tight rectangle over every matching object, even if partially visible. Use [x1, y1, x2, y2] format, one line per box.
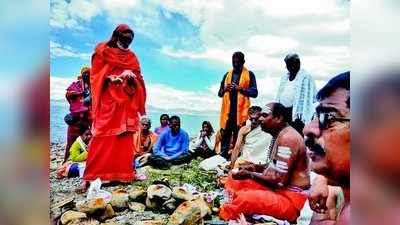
[313, 112, 350, 130]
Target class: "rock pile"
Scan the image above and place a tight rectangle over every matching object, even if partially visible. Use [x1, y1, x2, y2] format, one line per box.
[54, 184, 215, 225]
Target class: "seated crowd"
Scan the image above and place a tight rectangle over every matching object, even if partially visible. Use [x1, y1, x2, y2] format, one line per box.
[59, 64, 349, 225]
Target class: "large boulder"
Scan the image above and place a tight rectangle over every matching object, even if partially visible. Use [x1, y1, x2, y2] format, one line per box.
[171, 187, 193, 202]
[167, 200, 202, 225]
[76, 198, 107, 215]
[60, 210, 87, 225]
[110, 188, 129, 209]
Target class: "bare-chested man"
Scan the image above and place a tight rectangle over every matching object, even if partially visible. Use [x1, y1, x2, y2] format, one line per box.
[219, 102, 310, 223]
[303, 71, 350, 225]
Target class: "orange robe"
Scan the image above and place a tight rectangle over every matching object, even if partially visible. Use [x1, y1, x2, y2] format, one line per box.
[219, 176, 307, 223]
[83, 24, 146, 182]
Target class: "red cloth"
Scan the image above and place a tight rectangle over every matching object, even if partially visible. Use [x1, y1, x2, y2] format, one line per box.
[219, 176, 307, 222]
[83, 133, 134, 182]
[84, 24, 146, 182]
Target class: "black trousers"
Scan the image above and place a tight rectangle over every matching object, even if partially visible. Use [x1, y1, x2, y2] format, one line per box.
[220, 117, 240, 160]
[148, 153, 192, 169]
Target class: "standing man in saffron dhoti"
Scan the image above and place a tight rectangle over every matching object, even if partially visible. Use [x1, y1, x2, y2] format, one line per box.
[218, 52, 258, 160]
[78, 24, 147, 191]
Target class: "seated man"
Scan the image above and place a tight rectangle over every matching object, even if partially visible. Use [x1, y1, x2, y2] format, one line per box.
[134, 117, 158, 155]
[133, 117, 158, 167]
[149, 115, 191, 168]
[57, 127, 92, 179]
[190, 121, 216, 159]
[230, 106, 272, 168]
[219, 102, 310, 223]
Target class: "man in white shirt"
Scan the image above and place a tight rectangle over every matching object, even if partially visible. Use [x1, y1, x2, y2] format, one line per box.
[276, 53, 316, 135]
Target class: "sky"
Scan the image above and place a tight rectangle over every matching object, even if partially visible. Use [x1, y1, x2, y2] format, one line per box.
[50, 0, 350, 114]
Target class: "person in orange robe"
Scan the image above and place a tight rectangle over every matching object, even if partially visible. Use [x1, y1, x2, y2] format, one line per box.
[78, 24, 146, 191]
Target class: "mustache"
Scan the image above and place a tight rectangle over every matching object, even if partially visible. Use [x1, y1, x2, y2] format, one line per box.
[305, 136, 325, 156]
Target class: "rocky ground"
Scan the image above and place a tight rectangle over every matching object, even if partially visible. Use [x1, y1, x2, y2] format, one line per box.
[50, 142, 226, 225]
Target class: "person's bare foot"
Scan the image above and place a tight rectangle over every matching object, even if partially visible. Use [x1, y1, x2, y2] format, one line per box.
[75, 181, 89, 194]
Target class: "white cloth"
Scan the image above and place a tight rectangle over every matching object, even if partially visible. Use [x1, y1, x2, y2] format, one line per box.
[276, 69, 317, 123]
[279, 76, 298, 107]
[237, 126, 272, 164]
[199, 154, 227, 171]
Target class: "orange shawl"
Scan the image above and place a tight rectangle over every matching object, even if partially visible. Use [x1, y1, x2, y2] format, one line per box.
[220, 67, 251, 129]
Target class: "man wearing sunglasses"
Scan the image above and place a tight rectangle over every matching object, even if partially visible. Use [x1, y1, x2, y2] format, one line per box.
[304, 71, 350, 225]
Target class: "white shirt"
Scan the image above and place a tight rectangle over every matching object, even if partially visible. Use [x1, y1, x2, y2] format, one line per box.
[279, 77, 298, 107]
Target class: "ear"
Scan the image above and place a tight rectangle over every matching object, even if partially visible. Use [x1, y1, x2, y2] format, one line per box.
[275, 115, 284, 124]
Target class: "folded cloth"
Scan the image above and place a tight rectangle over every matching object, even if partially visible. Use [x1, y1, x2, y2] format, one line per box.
[199, 154, 227, 170]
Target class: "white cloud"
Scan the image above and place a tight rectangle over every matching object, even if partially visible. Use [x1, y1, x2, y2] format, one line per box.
[50, 40, 91, 59]
[156, 0, 349, 81]
[50, 76, 75, 101]
[50, 0, 85, 30]
[255, 0, 345, 18]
